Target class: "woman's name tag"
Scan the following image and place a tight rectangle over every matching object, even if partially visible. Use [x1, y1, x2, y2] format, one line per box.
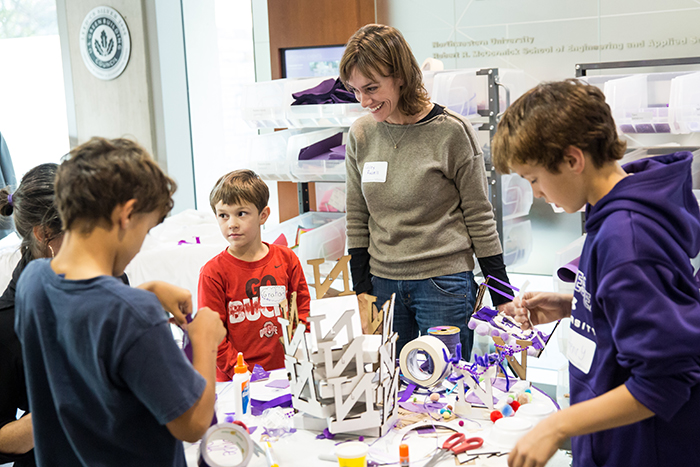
[362, 162, 388, 183]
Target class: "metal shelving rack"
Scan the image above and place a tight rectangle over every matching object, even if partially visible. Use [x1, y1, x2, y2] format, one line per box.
[297, 68, 511, 251]
[477, 67, 506, 246]
[574, 56, 700, 233]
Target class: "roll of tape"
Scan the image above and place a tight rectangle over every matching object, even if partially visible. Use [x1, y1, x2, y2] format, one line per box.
[199, 422, 255, 467]
[399, 335, 450, 387]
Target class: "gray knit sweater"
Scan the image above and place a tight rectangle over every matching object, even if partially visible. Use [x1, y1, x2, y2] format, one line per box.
[345, 108, 503, 280]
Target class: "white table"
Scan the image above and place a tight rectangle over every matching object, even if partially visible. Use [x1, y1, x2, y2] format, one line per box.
[185, 369, 571, 467]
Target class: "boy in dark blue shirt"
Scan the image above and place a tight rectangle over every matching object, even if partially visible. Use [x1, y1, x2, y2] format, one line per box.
[15, 137, 225, 466]
[493, 80, 700, 467]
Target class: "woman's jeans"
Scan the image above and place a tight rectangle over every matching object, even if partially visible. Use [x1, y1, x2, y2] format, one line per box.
[371, 271, 478, 360]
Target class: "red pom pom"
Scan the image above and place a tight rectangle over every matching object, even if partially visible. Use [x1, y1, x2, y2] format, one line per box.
[490, 410, 504, 422]
[458, 420, 465, 427]
[509, 400, 521, 412]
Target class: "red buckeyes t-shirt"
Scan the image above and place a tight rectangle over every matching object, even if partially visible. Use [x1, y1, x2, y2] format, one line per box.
[198, 243, 310, 380]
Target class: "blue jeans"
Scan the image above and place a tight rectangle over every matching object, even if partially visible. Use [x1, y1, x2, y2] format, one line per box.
[372, 272, 478, 360]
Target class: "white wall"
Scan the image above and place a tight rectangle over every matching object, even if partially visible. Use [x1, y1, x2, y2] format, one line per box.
[379, 0, 700, 275]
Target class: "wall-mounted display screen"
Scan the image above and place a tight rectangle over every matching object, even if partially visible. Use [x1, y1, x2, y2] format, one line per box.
[281, 45, 346, 78]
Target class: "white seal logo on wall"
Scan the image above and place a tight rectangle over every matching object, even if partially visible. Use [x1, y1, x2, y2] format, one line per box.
[260, 321, 278, 338]
[79, 6, 131, 80]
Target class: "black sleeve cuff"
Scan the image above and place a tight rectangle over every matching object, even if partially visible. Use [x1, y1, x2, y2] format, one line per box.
[477, 253, 513, 307]
[349, 247, 372, 295]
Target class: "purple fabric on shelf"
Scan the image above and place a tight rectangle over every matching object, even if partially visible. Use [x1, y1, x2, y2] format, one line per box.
[265, 379, 290, 389]
[298, 132, 343, 160]
[250, 393, 292, 416]
[292, 78, 336, 98]
[329, 145, 346, 159]
[557, 256, 580, 283]
[291, 78, 358, 105]
[250, 364, 270, 382]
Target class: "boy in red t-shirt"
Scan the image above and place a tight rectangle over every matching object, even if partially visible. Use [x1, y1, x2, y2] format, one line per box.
[198, 169, 310, 380]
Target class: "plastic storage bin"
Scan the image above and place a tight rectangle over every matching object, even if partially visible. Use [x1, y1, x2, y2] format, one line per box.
[501, 173, 533, 220]
[241, 76, 367, 128]
[502, 219, 532, 267]
[288, 128, 347, 182]
[669, 71, 700, 134]
[241, 78, 292, 129]
[431, 69, 482, 117]
[604, 74, 669, 133]
[431, 68, 526, 118]
[594, 71, 696, 134]
[247, 129, 306, 181]
[261, 212, 346, 267]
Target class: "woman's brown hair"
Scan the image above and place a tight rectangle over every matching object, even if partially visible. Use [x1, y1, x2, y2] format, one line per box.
[339, 24, 430, 117]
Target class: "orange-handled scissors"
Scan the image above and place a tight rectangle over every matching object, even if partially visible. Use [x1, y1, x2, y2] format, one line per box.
[424, 433, 484, 467]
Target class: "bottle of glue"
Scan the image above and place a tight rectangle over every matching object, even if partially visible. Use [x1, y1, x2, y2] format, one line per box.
[232, 352, 251, 421]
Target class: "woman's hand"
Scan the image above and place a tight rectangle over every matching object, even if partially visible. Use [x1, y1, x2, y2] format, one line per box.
[513, 292, 572, 329]
[138, 281, 192, 327]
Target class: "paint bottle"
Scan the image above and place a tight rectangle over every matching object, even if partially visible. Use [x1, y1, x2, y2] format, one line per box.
[399, 443, 410, 467]
[232, 352, 251, 421]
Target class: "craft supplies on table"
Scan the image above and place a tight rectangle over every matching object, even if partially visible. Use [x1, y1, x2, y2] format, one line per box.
[185, 368, 566, 467]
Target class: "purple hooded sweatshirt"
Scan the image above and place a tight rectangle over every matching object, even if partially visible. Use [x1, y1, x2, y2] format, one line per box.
[570, 152, 700, 466]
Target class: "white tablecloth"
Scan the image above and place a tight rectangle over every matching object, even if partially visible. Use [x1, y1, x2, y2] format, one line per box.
[185, 370, 571, 467]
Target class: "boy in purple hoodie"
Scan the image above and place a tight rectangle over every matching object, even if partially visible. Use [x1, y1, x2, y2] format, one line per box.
[492, 79, 700, 467]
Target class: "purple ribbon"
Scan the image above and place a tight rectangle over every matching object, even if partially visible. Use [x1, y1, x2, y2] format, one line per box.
[250, 393, 292, 416]
[398, 383, 417, 402]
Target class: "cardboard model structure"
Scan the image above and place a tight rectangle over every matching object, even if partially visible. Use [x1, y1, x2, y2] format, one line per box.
[278, 258, 400, 436]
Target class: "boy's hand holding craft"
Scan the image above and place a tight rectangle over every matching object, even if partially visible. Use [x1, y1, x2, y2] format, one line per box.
[139, 280, 193, 327]
[514, 292, 572, 330]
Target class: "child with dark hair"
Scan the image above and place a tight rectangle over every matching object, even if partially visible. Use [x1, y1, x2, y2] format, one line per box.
[198, 169, 310, 378]
[0, 163, 60, 467]
[14, 137, 226, 467]
[492, 79, 700, 467]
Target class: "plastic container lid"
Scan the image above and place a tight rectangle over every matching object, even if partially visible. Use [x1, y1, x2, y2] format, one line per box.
[234, 352, 247, 374]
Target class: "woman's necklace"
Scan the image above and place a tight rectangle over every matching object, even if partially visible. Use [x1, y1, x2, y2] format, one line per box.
[383, 104, 432, 149]
[384, 124, 409, 149]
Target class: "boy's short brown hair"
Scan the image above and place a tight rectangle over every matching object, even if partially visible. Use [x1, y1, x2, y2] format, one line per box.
[209, 169, 268, 214]
[492, 79, 626, 174]
[55, 137, 176, 233]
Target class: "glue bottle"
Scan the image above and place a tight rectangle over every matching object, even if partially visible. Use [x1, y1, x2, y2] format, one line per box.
[232, 352, 251, 421]
[399, 443, 410, 467]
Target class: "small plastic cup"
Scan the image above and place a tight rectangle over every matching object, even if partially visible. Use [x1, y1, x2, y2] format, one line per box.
[335, 441, 368, 467]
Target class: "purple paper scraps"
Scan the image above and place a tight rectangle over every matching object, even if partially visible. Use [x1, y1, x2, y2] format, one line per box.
[398, 383, 417, 402]
[557, 256, 580, 283]
[250, 394, 292, 416]
[250, 364, 270, 382]
[265, 379, 290, 389]
[316, 427, 335, 440]
[398, 401, 446, 414]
